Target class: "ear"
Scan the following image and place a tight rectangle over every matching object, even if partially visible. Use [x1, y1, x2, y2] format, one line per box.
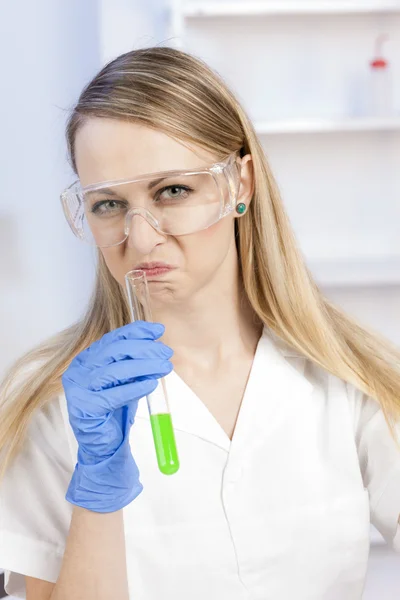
[234, 154, 254, 216]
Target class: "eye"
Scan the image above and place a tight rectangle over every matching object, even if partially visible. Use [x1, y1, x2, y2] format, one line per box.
[90, 200, 127, 215]
[155, 185, 193, 203]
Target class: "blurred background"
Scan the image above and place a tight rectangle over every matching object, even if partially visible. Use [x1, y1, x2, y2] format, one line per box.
[0, 0, 399, 598]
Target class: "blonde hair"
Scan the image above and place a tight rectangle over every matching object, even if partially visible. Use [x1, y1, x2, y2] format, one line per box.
[1, 46, 400, 479]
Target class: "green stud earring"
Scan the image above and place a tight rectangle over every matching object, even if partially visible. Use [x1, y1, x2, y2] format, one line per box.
[236, 203, 246, 215]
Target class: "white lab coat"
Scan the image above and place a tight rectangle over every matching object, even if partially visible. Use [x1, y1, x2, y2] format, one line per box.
[0, 326, 399, 599]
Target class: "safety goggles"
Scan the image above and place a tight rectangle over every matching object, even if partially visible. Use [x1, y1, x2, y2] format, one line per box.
[60, 151, 242, 248]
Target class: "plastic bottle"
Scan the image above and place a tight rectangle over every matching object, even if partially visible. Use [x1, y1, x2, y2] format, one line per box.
[369, 34, 394, 117]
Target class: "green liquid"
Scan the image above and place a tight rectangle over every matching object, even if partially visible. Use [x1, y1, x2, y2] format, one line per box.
[150, 413, 180, 475]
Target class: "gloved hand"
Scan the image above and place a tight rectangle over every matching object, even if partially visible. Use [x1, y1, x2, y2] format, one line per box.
[61, 320, 173, 513]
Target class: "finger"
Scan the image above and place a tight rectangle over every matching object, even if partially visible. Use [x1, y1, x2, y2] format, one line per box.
[97, 377, 161, 412]
[77, 336, 173, 370]
[77, 321, 165, 364]
[67, 377, 160, 415]
[89, 338, 173, 367]
[87, 358, 174, 391]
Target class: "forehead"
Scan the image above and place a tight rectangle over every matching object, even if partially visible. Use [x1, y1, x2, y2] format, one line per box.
[74, 118, 218, 187]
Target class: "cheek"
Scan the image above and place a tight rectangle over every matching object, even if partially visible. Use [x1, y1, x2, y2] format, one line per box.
[201, 216, 229, 238]
[180, 216, 234, 268]
[198, 214, 235, 245]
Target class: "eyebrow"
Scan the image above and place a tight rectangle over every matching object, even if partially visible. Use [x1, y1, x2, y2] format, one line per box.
[85, 177, 169, 197]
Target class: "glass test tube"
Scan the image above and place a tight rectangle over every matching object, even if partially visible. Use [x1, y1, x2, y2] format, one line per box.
[125, 269, 180, 475]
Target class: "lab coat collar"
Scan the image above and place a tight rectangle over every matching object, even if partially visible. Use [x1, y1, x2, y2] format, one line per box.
[135, 326, 314, 453]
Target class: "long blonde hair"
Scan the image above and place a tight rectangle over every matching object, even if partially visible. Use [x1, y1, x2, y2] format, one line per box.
[1, 46, 400, 479]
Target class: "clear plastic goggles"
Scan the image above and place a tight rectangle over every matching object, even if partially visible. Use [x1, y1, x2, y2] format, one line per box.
[60, 151, 241, 248]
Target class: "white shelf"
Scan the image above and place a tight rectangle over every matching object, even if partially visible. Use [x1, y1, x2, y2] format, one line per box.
[255, 117, 400, 134]
[183, 1, 400, 17]
[308, 256, 400, 287]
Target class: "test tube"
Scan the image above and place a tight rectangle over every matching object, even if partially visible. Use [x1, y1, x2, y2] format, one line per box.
[125, 269, 180, 475]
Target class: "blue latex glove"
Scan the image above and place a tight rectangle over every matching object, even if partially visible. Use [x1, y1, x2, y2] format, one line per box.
[62, 321, 173, 513]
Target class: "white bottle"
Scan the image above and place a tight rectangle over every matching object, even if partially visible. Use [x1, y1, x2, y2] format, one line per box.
[369, 34, 394, 117]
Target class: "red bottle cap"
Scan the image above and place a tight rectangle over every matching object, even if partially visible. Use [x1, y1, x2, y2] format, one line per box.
[370, 35, 389, 69]
[370, 58, 388, 69]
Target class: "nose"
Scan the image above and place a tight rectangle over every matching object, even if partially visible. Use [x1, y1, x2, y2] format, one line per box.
[126, 213, 166, 254]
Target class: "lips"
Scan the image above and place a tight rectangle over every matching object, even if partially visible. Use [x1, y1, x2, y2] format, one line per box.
[134, 262, 176, 278]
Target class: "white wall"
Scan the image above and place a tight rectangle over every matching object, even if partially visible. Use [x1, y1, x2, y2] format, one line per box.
[99, 0, 170, 64]
[0, 0, 100, 379]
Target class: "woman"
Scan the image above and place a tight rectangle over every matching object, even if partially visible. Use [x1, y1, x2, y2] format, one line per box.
[0, 46, 399, 600]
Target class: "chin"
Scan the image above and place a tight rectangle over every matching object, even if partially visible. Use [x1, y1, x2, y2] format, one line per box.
[147, 281, 178, 304]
